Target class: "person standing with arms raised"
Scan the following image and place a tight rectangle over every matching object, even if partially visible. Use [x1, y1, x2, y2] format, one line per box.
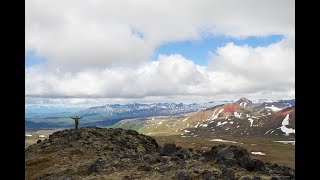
[70, 115, 83, 129]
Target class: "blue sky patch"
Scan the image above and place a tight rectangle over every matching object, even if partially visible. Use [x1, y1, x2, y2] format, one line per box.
[152, 35, 283, 66]
[25, 50, 47, 67]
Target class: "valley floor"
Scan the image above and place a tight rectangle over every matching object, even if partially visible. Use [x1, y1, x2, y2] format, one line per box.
[25, 129, 64, 147]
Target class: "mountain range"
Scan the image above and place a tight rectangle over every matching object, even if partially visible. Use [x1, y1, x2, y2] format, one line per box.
[111, 98, 295, 138]
[25, 102, 220, 129]
[25, 98, 294, 133]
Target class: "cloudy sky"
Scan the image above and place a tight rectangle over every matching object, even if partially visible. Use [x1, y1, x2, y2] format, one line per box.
[25, 0, 294, 106]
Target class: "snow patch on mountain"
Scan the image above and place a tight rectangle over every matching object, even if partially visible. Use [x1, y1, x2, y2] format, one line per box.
[278, 114, 295, 136]
[210, 108, 224, 120]
[264, 129, 272, 134]
[202, 124, 208, 127]
[248, 118, 254, 127]
[182, 117, 189, 122]
[251, 152, 266, 156]
[273, 141, 295, 145]
[240, 102, 247, 107]
[217, 121, 228, 126]
[234, 112, 242, 118]
[266, 105, 282, 112]
[209, 139, 243, 144]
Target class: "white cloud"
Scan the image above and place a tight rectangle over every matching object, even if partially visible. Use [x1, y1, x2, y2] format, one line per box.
[26, 0, 294, 70]
[25, 0, 294, 104]
[26, 38, 294, 102]
[209, 37, 295, 88]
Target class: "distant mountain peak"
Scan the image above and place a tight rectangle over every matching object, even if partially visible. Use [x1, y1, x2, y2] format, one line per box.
[236, 97, 253, 105]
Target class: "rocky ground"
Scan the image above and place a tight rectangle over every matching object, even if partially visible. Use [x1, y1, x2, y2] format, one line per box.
[25, 127, 295, 180]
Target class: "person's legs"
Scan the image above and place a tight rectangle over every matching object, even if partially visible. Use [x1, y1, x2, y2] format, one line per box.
[75, 119, 79, 129]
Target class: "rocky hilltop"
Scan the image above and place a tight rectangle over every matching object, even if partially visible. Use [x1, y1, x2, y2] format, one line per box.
[25, 127, 294, 180]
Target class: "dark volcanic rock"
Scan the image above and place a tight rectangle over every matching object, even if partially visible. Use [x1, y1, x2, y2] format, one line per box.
[201, 170, 214, 180]
[238, 155, 254, 171]
[175, 171, 192, 180]
[87, 158, 107, 174]
[266, 163, 295, 179]
[221, 168, 235, 180]
[253, 159, 267, 173]
[240, 176, 262, 180]
[161, 143, 177, 156]
[177, 159, 186, 168]
[271, 176, 291, 180]
[171, 156, 180, 161]
[174, 146, 190, 159]
[241, 176, 261, 180]
[240, 176, 251, 180]
[137, 165, 152, 172]
[157, 164, 173, 173]
[203, 144, 267, 172]
[252, 176, 262, 180]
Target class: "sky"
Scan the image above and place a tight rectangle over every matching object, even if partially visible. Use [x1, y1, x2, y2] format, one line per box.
[25, 0, 295, 106]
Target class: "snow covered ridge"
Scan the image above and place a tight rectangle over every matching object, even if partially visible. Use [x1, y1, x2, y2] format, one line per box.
[208, 108, 224, 121]
[252, 99, 295, 105]
[87, 102, 219, 113]
[254, 99, 274, 103]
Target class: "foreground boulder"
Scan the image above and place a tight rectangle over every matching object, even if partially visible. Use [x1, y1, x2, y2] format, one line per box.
[203, 144, 268, 173]
[161, 143, 177, 156]
[25, 127, 295, 180]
